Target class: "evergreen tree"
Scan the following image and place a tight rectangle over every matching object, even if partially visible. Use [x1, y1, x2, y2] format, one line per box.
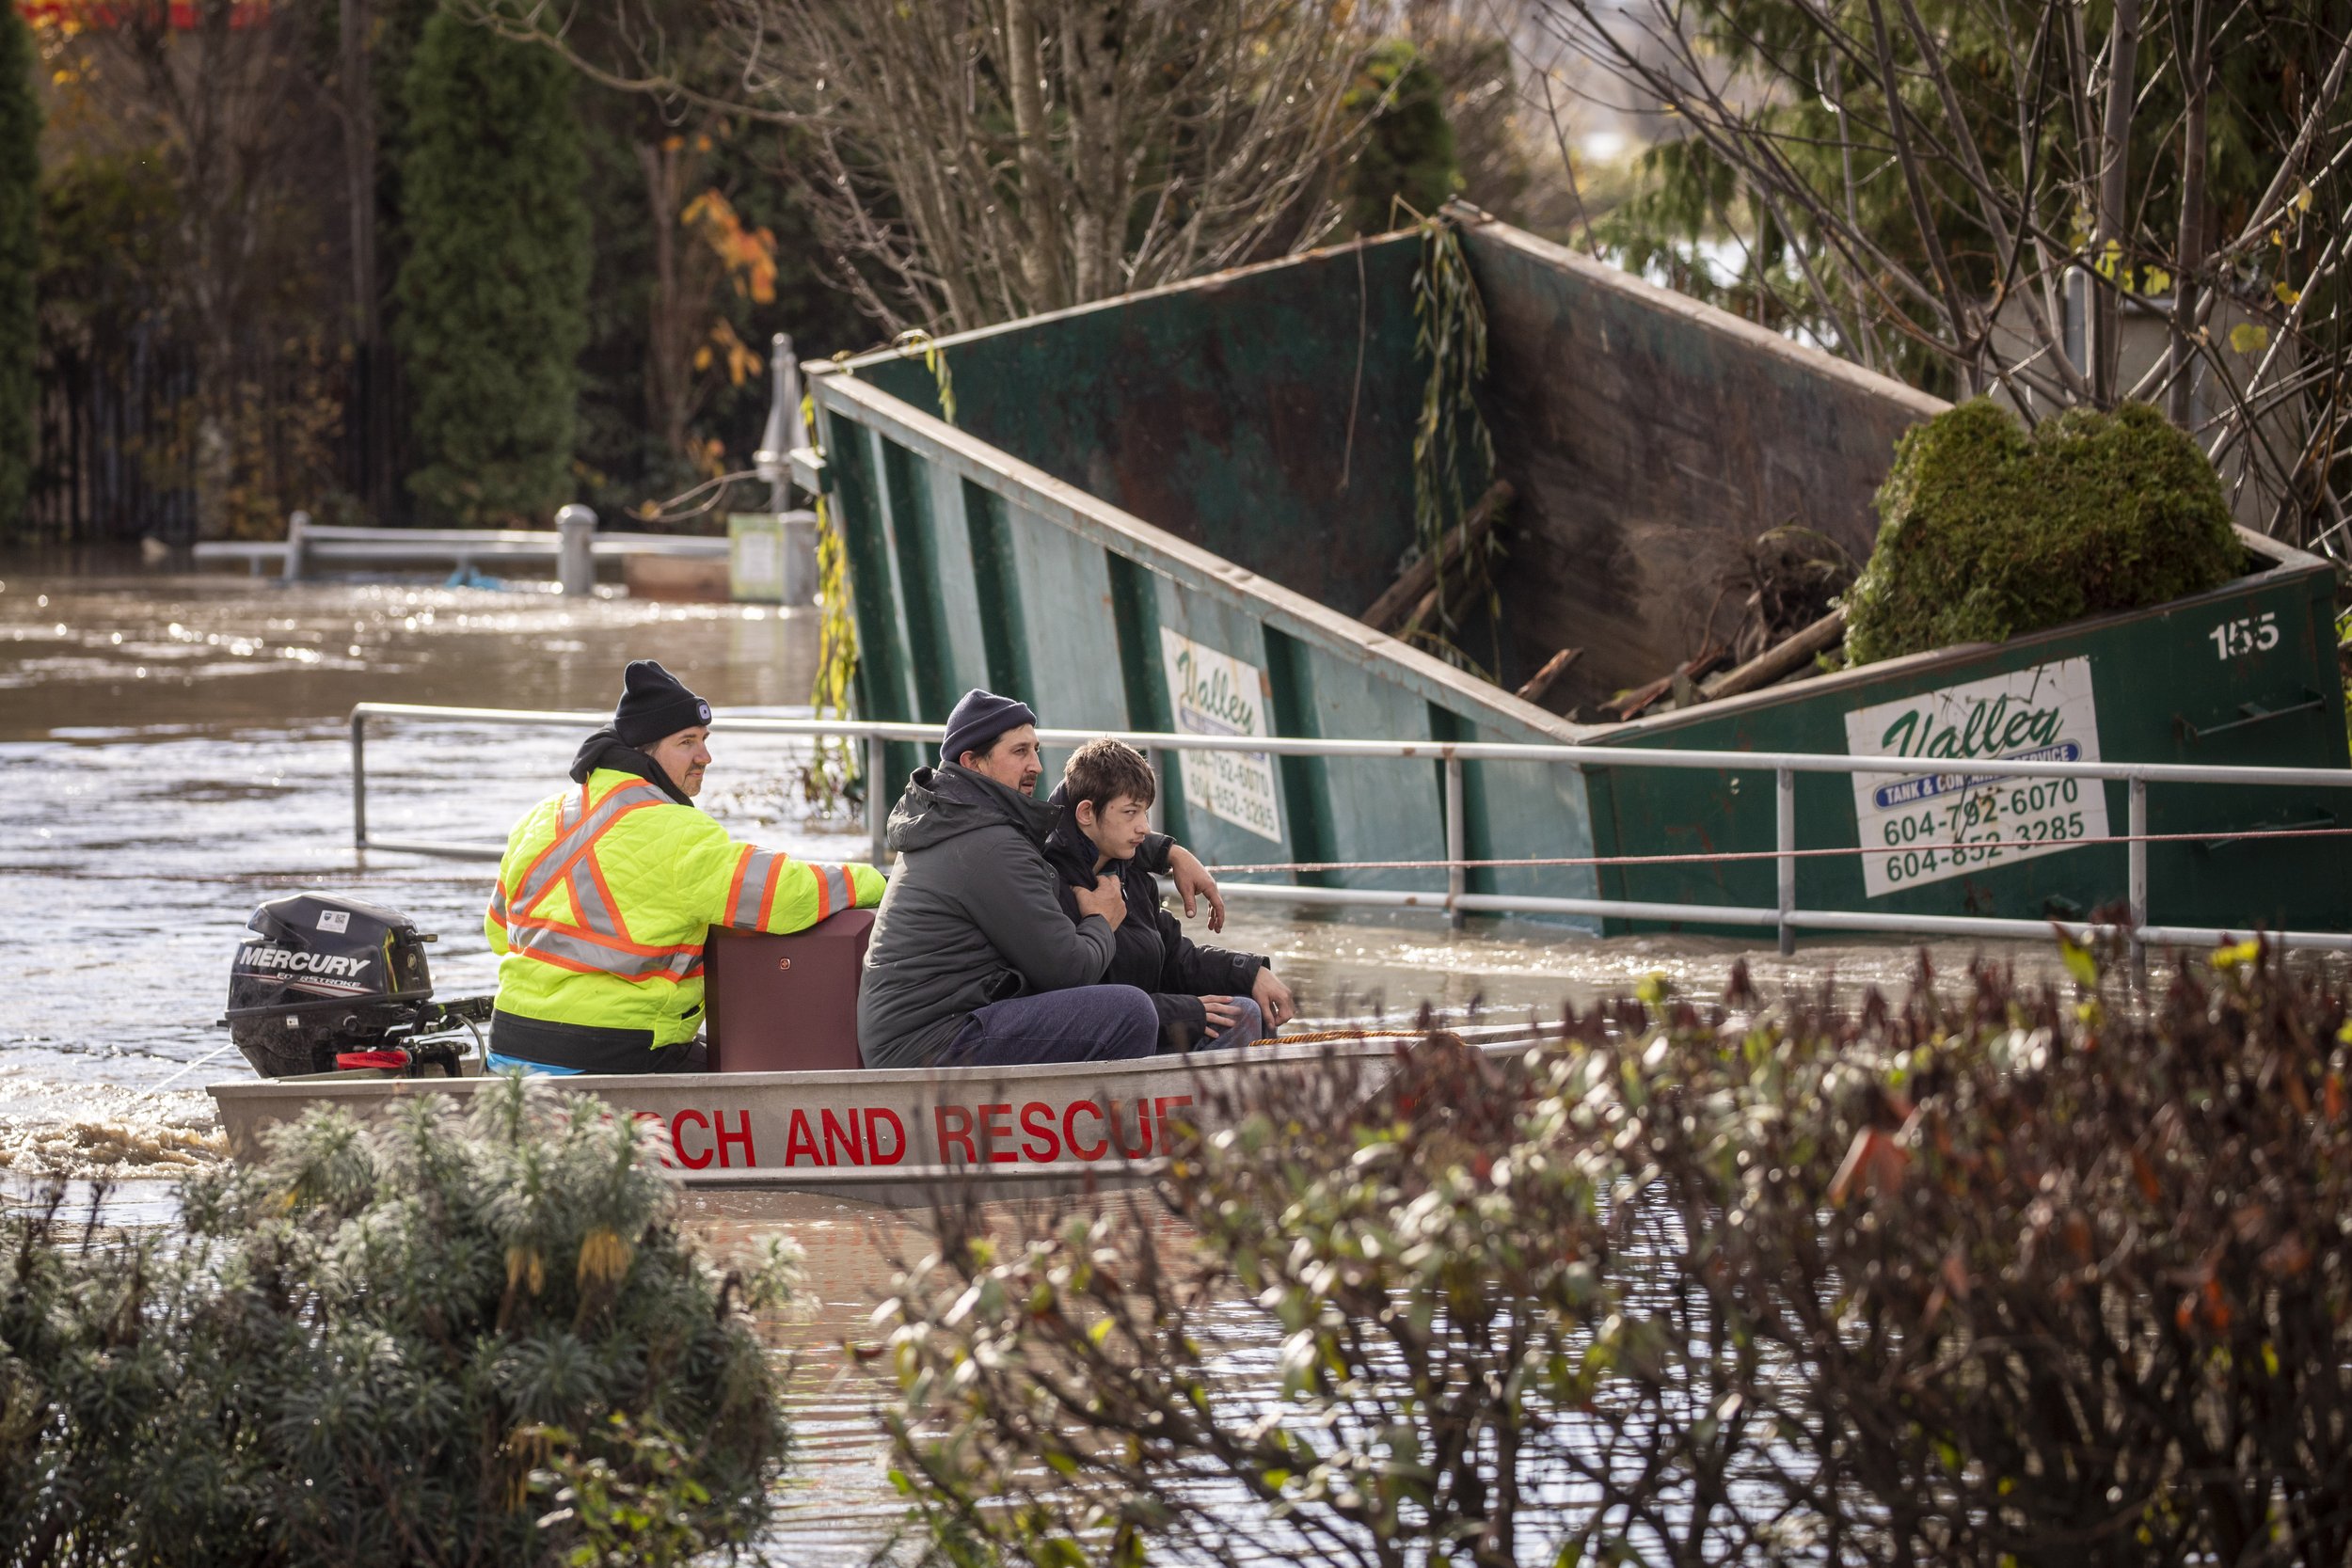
[1342, 40, 1459, 236]
[0, 3, 40, 530]
[394, 12, 589, 525]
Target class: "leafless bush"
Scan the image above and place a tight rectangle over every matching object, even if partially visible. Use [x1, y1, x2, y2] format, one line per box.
[873, 937, 2352, 1564]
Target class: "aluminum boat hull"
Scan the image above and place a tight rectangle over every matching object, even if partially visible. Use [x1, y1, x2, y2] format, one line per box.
[207, 1034, 1509, 1204]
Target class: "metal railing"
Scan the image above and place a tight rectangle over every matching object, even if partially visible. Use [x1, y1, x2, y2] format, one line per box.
[195, 507, 734, 592]
[347, 701, 2352, 955]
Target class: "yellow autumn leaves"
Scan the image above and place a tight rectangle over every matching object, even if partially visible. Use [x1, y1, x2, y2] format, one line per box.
[684, 189, 779, 389]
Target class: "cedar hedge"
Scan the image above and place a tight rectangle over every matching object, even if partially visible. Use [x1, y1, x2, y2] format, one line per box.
[393, 11, 591, 528]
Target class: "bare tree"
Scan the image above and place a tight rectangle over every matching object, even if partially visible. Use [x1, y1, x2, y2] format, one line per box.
[469, 0, 1386, 333]
[735, 0, 1388, 330]
[1528, 0, 2352, 547]
[637, 120, 760, 474]
[52, 0, 342, 536]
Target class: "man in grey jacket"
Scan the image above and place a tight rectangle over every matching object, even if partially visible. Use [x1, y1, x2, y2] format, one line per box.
[857, 689, 1224, 1069]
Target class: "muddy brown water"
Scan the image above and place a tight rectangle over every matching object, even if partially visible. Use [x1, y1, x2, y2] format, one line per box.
[2, 561, 2086, 1561]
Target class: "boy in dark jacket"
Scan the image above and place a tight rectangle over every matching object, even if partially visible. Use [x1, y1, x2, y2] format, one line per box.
[1043, 738, 1295, 1053]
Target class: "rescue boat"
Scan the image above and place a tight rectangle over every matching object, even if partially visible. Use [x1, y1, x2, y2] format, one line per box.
[206, 892, 1525, 1201]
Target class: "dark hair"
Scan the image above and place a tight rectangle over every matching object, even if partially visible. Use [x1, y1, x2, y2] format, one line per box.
[1062, 737, 1156, 816]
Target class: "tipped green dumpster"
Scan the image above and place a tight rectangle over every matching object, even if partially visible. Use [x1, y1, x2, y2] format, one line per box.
[806, 209, 2352, 939]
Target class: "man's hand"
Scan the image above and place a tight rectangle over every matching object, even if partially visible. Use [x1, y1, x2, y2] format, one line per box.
[1199, 995, 1243, 1032]
[1250, 966, 1295, 1031]
[1074, 876, 1127, 930]
[1166, 845, 1226, 932]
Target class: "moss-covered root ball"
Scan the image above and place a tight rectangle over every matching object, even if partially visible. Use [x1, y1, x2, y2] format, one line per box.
[1843, 399, 2242, 667]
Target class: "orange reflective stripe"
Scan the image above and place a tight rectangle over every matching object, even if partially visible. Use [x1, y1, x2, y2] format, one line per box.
[757, 852, 787, 927]
[514, 778, 662, 909]
[503, 777, 702, 980]
[727, 848, 783, 928]
[502, 913, 701, 960]
[724, 846, 757, 927]
[583, 852, 635, 945]
[506, 784, 597, 908]
[507, 927, 702, 982]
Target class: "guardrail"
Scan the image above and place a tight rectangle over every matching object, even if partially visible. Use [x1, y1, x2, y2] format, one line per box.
[347, 700, 2352, 956]
[196, 508, 730, 593]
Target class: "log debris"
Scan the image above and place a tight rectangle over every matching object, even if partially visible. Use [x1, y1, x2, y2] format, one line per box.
[1514, 646, 1581, 705]
[1360, 479, 1515, 635]
[1697, 605, 1847, 702]
[1605, 642, 1728, 721]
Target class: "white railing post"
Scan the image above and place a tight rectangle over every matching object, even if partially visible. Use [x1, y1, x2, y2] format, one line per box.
[556, 504, 597, 596]
[1776, 767, 1796, 957]
[282, 509, 311, 582]
[1444, 752, 1466, 931]
[351, 709, 369, 850]
[755, 332, 798, 514]
[867, 734, 889, 868]
[2128, 774, 2149, 965]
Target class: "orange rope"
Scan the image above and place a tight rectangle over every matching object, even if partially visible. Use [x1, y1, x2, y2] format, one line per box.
[1201, 824, 2352, 876]
[1258, 1027, 1431, 1045]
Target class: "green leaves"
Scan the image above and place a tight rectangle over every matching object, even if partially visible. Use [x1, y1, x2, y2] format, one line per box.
[1408, 216, 1502, 667]
[0, 1076, 787, 1566]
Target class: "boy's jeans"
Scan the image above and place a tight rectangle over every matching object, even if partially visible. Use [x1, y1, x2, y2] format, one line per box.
[1196, 995, 1264, 1051]
[943, 984, 1158, 1065]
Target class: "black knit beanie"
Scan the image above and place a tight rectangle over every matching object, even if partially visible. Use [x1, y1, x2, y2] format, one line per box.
[941, 688, 1038, 766]
[612, 659, 712, 746]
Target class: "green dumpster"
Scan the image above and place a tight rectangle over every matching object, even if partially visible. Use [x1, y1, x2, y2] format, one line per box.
[807, 209, 2352, 938]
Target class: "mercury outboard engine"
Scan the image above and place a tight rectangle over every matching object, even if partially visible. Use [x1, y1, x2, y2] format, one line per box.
[223, 892, 489, 1078]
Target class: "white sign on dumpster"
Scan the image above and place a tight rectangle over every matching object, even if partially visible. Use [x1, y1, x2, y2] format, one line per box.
[1844, 657, 2106, 897]
[1159, 628, 1283, 843]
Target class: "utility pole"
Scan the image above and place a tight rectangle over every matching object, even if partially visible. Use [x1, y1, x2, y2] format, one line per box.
[755, 332, 804, 512]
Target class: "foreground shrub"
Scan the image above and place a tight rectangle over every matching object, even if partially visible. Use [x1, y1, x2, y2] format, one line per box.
[1844, 400, 2241, 665]
[878, 939, 2352, 1566]
[0, 1076, 790, 1567]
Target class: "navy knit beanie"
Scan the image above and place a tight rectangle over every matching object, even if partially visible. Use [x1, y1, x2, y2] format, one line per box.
[942, 689, 1037, 765]
[612, 659, 712, 746]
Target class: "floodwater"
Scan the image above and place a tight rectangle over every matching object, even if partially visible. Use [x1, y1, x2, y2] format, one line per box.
[1, 561, 2077, 1562]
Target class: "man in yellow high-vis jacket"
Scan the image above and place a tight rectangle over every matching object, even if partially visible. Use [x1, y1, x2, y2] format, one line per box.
[486, 660, 883, 1073]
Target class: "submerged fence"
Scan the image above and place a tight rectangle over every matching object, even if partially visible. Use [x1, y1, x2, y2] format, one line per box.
[348, 701, 2352, 956]
[25, 329, 403, 546]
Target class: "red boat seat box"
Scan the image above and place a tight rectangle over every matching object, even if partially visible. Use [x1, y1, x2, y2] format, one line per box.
[704, 911, 874, 1072]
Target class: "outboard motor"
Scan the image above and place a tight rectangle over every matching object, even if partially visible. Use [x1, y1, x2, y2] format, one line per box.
[223, 892, 488, 1077]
